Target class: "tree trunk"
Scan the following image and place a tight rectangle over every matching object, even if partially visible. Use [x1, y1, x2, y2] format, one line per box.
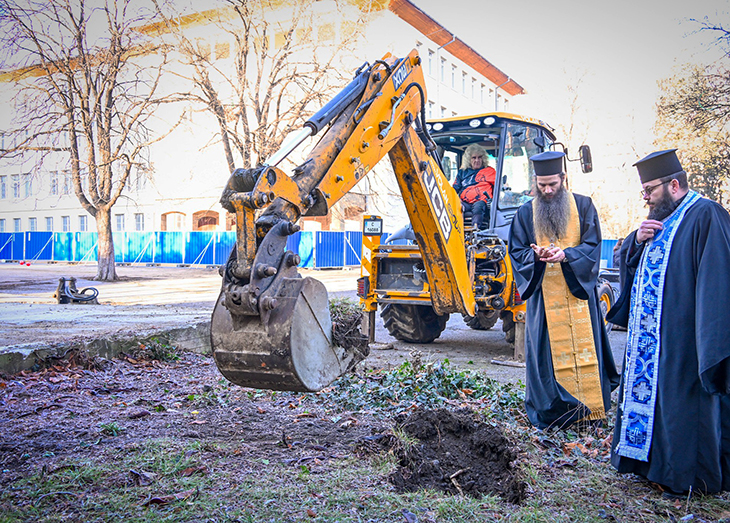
[95, 208, 118, 281]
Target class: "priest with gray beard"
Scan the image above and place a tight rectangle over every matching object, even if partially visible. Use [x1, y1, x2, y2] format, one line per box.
[508, 151, 619, 431]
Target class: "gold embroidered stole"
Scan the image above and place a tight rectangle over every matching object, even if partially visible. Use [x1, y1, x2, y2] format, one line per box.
[533, 193, 605, 421]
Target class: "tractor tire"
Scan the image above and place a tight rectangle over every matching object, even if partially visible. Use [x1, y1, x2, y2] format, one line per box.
[501, 311, 516, 344]
[381, 303, 449, 344]
[462, 310, 499, 331]
[597, 281, 614, 333]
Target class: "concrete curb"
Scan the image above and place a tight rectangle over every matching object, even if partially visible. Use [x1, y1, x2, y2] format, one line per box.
[0, 321, 212, 375]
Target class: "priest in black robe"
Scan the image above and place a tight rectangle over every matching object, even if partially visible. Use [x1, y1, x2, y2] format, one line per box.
[509, 151, 620, 430]
[608, 149, 730, 495]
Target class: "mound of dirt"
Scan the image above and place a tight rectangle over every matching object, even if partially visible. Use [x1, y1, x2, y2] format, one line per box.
[381, 408, 526, 503]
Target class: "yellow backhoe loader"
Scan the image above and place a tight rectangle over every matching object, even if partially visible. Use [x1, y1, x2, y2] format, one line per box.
[210, 49, 592, 392]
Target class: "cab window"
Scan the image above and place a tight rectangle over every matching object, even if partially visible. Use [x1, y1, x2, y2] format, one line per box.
[498, 123, 544, 209]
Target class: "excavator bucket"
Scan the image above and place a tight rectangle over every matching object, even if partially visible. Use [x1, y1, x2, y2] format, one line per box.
[209, 220, 366, 392]
[211, 276, 361, 392]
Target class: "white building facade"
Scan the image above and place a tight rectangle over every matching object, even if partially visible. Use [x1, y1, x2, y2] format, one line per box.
[0, 0, 524, 236]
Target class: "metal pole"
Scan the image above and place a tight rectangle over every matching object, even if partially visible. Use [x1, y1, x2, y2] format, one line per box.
[494, 77, 510, 111]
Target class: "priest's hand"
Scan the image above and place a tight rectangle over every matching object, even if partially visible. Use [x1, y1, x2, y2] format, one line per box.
[540, 246, 566, 264]
[530, 243, 565, 263]
[636, 220, 664, 243]
[530, 243, 550, 259]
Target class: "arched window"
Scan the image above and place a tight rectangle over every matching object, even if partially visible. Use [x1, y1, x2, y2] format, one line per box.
[193, 210, 219, 231]
[161, 212, 186, 231]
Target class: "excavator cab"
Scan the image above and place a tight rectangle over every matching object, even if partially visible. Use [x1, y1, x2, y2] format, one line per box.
[429, 113, 556, 239]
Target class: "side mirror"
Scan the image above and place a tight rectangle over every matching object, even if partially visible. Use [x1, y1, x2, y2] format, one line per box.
[579, 145, 593, 173]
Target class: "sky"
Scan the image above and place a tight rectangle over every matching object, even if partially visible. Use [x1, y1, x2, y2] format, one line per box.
[410, 0, 730, 230]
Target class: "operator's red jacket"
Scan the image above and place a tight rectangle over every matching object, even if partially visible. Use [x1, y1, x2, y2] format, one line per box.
[457, 167, 495, 204]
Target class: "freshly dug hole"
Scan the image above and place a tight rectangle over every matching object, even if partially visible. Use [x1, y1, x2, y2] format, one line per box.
[382, 408, 526, 503]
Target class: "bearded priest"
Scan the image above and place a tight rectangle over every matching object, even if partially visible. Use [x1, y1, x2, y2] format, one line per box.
[608, 149, 730, 496]
[508, 150, 620, 431]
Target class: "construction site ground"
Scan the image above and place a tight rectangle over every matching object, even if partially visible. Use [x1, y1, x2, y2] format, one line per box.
[0, 261, 627, 381]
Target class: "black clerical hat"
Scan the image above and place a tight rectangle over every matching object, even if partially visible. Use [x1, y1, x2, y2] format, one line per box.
[633, 149, 685, 183]
[530, 150, 565, 176]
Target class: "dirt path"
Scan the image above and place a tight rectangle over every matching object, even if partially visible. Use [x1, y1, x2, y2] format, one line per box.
[0, 262, 627, 384]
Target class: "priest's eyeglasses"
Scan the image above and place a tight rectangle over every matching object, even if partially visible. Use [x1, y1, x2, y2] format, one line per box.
[640, 180, 671, 198]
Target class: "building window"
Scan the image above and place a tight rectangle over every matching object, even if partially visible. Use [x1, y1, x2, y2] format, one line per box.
[295, 27, 312, 44]
[62, 216, 70, 232]
[22, 173, 32, 198]
[440, 58, 446, 82]
[45, 217, 53, 231]
[274, 31, 287, 49]
[0, 175, 6, 199]
[0, 219, 4, 232]
[78, 215, 88, 232]
[471, 78, 476, 99]
[214, 41, 230, 60]
[62, 172, 72, 195]
[440, 106, 447, 118]
[161, 212, 185, 231]
[50, 172, 59, 196]
[193, 210, 219, 231]
[427, 101, 435, 119]
[134, 213, 144, 231]
[317, 23, 334, 42]
[451, 65, 456, 89]
[427, 50, 434, 76]
[11, 174, 20, 198]
[14, 218, 21, 232]
[115, 214, 125, 232]
[462, 72, 467, 94]
[197, 41, 211, 61]
[480, 83, 485, 104]
[28, 217, 37, 231]
[127, 169, 148, 193]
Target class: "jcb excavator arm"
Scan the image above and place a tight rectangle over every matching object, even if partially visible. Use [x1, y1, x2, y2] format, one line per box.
[212, 49, 475, 392]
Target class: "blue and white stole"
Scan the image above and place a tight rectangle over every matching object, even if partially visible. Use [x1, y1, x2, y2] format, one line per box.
[616, 190, 701, 461]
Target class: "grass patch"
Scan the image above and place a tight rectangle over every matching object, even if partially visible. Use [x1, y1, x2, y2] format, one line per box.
[314, 356, 526, 421]
[4, 356, 730, 522]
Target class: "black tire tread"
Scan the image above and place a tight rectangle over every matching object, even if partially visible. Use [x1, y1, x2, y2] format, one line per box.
[462, 310, 499, 331]
[597, 281, 614, 333]
[381, 303, 449, 343]
[501, 311, 516, 344]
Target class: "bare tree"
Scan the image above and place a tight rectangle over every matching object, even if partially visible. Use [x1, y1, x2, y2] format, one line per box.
[0, 0, 178, 280]
[656, 60, 730, 206]
[155, 0, 376, 173]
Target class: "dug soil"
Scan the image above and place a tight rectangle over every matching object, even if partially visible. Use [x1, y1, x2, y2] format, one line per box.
[378, 409, 526, 503]
[0, 349, 524, 504]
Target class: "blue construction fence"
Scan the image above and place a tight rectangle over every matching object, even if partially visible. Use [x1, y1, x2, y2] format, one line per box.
[0, 231, 622, 269]
[0, 230, 364, 269]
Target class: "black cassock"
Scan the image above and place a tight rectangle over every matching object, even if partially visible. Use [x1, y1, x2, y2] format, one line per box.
[509, 194, 620, 429]
[609, 197, 730, 493]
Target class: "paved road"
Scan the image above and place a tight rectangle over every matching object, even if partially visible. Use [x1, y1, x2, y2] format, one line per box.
[0, 261, 627, 383]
